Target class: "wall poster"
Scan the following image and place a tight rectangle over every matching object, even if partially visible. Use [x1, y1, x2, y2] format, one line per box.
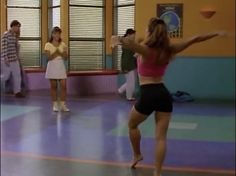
[157, 3, 183, 38]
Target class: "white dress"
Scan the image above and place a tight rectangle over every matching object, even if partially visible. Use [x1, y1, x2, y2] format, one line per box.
[45, 42, 67, 79]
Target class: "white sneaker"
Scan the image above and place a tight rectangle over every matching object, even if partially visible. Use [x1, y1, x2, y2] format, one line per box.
[60, 101, 70, 112]
[53, 102, 59, 112]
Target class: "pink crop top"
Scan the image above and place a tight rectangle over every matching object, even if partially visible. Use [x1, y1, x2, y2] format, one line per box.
[137, 49, 168, 77]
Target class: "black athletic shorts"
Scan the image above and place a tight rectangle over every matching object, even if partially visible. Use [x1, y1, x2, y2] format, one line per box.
[134, 83, 173, 115]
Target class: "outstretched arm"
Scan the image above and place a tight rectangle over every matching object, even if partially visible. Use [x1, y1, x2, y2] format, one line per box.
[120, 37, 149, 57]
[171, 31, 226, 54]
[111, 36, 149, 57]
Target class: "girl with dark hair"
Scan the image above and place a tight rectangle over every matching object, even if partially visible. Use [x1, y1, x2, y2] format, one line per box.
[44, 27, 69, 112]
[111, 17, 226, 176]
[118, 28, 137, 101]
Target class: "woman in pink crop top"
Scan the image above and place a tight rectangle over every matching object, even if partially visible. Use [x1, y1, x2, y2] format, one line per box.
[111, 17, 225, 176]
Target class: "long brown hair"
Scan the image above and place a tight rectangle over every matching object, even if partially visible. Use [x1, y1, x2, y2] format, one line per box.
[49, 26, 62, 43]
[145, 17, 172, 64]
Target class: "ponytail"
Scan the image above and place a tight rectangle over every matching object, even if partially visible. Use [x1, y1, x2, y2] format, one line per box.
[145, 18, 172, 64]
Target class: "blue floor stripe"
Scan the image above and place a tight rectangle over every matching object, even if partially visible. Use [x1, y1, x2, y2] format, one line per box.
[1, 104, 41, 121]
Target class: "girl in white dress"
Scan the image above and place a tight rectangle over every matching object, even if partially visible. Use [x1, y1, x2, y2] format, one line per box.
[44, 27, 69, 112]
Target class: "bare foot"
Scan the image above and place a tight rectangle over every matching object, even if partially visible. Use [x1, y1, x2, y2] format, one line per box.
[131, 155, 143, 168]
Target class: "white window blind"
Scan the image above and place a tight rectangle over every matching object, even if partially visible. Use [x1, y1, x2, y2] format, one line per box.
[70, 0, 103, 6]
[18, 41, 40, 66]
[52, 0, 60, 6]
[69, 0, 104, 71]
[117, 0, 135, 5]
[7, 0, 41, 67]
[117, 6, 135, 36]
[70, 7, 103, 38]
[48, 0, 60, 29]
[52, 7, 60, 27]
[7, 0, 39, 7]
[70, 41, 103, 71]
[113, 0, 135, 70]
[7, 8, 40, 37]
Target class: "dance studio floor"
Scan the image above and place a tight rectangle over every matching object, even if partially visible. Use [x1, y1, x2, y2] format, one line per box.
[1, 91, 235, 176]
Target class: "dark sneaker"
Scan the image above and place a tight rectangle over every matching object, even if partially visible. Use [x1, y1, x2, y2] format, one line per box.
[15, 92, 25, 98]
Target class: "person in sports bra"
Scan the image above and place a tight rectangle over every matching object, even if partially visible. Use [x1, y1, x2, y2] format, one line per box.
[111, 17, 226, 176]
